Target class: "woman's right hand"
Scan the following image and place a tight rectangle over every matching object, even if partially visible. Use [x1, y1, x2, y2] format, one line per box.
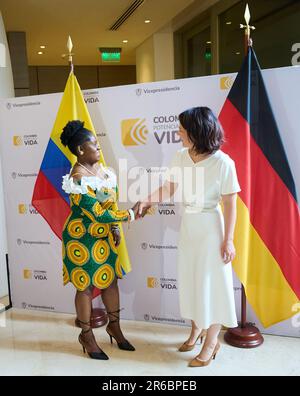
[221, 239, 236, 264]
[130, 201, 141, 220]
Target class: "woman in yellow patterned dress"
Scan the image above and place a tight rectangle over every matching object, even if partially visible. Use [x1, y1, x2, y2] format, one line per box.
[61, 120, 140, 360]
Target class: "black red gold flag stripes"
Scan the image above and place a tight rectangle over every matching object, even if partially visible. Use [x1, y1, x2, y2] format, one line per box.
[219, 46, 300, 328]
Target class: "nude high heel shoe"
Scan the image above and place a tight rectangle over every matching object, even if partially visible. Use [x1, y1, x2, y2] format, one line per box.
[188, 341, 220, 367]
[178, 330, 207, 352]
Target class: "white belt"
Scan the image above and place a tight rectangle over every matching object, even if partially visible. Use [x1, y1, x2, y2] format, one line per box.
[183, 205, 220, 214]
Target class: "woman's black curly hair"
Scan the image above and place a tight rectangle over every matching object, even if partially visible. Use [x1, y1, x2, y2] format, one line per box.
[60, 120, 93, 155]
[179, 107, 224, 154]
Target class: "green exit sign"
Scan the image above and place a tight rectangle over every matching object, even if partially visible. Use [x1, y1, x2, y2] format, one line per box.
[205, 51, 212, 61]
[101, 52, 121, 62]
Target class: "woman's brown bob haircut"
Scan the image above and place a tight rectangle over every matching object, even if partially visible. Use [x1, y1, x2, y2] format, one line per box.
[179, 107, 224, 154]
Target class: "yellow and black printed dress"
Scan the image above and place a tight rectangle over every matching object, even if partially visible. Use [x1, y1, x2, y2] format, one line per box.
[62, 168, 130, 292]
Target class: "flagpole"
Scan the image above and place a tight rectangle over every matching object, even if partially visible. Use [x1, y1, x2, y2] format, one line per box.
[224, 4, 264, 348]
[62, 37, 108, 329]
[4, 254, 12, 311]
[240, 4, 254, 331]
[62, 36, 75, 73]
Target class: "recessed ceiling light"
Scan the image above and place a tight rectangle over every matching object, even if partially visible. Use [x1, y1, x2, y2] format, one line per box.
[226, 21, 232, 25]
[123, 40, 128, 43]
[145, 19, 151, 24]
[206, 41, 212, 44]
[40, 45, 46, 49]
[236, 52, 241, 55]
[38, 51, 43, 55]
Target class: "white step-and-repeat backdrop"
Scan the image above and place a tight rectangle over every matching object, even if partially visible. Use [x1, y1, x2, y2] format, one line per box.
[0, 67, 299, 337]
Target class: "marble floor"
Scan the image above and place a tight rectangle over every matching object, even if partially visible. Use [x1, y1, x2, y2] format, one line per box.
[0, 308, 299, 376]
[0, 296, 9, 307]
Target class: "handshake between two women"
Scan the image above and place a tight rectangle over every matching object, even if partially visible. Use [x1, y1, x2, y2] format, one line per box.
[127, 180, 173, 223]
[129, 200, 154, 221]
[111, 201, 154, 247]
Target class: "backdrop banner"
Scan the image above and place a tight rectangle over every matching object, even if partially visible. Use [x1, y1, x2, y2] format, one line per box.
[0, 67, 299, 337]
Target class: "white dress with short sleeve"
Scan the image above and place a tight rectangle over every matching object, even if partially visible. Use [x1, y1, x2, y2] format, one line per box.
[168, 148, 240, 329]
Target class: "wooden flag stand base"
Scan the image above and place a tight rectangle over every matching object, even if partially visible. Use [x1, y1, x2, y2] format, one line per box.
[225, 287, 264, 348]
[75, 308, 108, 329]
[224, 323, 264, 349]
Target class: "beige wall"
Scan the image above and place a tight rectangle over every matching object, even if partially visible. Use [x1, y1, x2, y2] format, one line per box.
[136, 25, 175, 84]
[172, 0, 220, 31]
[136, 36, 155, 83]
[0, 13, 14, 98]
[153, 24, 175, 82]
[6, 30, 136, 96]
[136, 0, 220, 84]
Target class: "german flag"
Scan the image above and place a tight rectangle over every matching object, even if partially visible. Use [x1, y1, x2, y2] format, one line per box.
[219, 46, 300, 328]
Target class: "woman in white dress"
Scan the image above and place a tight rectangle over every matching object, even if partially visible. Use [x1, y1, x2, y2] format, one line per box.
[139, 107, 240, 367]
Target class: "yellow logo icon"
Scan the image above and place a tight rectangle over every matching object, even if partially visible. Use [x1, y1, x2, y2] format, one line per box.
[13, 136, 23, 146]
[220, 77, 234, 90]
[18, 204, 27, 214]
[121, 119, 149, 146]
[147, 277, 159, 288]
[24, 269, 32, 279]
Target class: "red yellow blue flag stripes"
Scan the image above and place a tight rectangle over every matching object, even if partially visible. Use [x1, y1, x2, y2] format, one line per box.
[219, 46, 300, 328]
[32, 72, 132, 275]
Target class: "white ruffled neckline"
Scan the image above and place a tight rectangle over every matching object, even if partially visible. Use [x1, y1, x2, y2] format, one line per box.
[62, 166, 117, 195]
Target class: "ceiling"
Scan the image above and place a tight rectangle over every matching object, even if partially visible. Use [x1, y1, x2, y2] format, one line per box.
[0, 0, 195, 66]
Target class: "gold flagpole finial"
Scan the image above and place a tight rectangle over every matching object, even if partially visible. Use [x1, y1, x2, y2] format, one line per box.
[62, 36, 74, 73]
[244, 3, 251, 25]
[67, 36, 73, 54]
[240, 3, 255, 47]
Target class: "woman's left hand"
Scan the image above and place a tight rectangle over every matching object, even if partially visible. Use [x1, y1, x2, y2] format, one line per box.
[111, 227, 121, 247]
[221, 240, 236, 264]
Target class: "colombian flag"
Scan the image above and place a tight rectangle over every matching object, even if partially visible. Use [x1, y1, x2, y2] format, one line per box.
[219, 46, 300, 328]
[32, 72, 132, 279]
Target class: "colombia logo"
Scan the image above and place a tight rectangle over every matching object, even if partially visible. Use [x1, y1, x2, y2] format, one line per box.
[23, 269, 32, 279]
[13, 136, 23, 146]
[220, 76, 234, 90]
[121, 118, 149, 146]
[147, 277, 159, 288]
[18, 204, 27, 214]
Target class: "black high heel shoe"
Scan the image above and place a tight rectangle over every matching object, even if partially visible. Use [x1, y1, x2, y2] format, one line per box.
[106, 309, 135, 352]
[78, 320, 109, 360]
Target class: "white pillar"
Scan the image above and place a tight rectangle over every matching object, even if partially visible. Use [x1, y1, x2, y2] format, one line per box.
[153, 24, 175, 82]
[136, 24, 175, 83]
[136, 36, 155, 83]
[0, 11, 14, 299]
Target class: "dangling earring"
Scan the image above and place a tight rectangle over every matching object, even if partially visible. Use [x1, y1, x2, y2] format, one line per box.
[77, 146, 84, 156]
